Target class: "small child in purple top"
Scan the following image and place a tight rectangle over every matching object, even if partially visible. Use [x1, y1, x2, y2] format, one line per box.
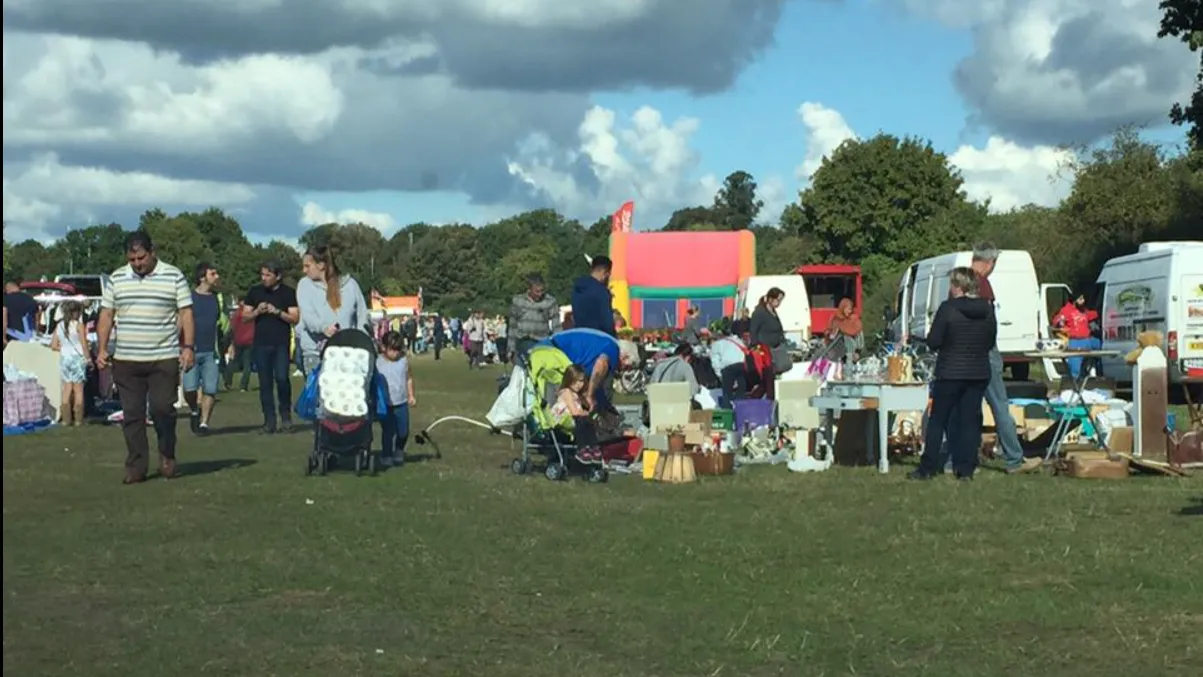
[376, 331, 416, 466]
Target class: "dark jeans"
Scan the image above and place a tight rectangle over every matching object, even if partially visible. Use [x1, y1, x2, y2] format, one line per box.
[920, 378, 989, 477]
[380, 404, 410, 458]
[497, 340, 509, 364]
[112, 359, 180, 476]
[573, 415, 599, 448]
[433, 341, 443, 360]
[254, 344, 293, 427]
[467, 340, 483, 367]
[720, 363, 748, 408]
[225, 344, 254, 390]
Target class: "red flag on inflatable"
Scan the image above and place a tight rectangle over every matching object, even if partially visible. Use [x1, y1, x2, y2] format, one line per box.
[610, 201, 634, 233]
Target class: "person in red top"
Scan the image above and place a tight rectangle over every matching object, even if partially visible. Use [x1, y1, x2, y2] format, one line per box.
[224, 303, 257, 391]
[1052, 293, 1101, 378]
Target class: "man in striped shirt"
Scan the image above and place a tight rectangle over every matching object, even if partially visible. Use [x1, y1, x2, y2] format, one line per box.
[96, 230, 195, 485]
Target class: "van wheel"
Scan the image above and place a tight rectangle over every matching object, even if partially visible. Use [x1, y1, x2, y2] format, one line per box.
[1010, 362, 1030, 381]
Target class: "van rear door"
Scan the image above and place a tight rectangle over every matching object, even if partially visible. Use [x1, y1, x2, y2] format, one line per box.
[908, 263, 934, 340]
[989, 257, 1039, 354]
[1181, 273, 1203, 372]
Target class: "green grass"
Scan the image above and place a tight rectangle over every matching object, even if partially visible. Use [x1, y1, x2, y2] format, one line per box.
[4, 353, 1202, 677]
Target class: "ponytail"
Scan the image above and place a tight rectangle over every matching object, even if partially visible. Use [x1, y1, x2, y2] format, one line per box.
[306, 245, 342, 311]
[759, 287, 784, 309]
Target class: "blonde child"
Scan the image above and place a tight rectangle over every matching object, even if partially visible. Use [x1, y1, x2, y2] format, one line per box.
[49, 302, 92, 426]
[376, 331, 416, 467]
[552, 365, 602, 463]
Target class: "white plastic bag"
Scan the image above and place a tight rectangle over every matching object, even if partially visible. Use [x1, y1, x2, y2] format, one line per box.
[487, 367, 531, 428]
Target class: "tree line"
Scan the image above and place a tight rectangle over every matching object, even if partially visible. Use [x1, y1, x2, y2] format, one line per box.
[4, 3, 1199, 323]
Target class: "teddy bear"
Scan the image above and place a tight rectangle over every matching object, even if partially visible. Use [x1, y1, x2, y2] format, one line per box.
[1124, 331, 1163, 365]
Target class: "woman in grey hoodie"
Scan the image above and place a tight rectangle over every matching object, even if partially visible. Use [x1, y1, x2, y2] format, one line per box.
[298, 245, 369, 373]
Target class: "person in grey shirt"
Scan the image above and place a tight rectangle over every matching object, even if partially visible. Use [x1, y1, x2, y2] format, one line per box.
[650, 344, 700, 396]
[508, 273, 562, 359]
[297, 246, 369, 374]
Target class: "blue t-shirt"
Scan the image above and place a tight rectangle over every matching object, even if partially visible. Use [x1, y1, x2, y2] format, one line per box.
[191, 291, 220, 353]
[545, 328, 620, 381]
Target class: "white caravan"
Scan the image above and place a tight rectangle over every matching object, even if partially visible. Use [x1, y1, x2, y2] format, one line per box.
[1092, 242, 1203, 385]
[891, 250, 1068, 380]
[735, 275, 812, 346]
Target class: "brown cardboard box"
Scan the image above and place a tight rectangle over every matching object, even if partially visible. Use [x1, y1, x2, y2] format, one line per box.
[657, 422, 709, 447]
[1108, 426, 1134, 454]
[1009, 404, 1026, 428]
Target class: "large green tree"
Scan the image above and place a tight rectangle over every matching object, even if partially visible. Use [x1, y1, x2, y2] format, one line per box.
[797, 134, 979, 266]
[1159, 0, 1203, 148]
[712, 170, 764, 230]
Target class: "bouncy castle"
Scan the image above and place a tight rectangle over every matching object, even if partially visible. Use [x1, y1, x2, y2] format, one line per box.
[609, 230, 756, 329]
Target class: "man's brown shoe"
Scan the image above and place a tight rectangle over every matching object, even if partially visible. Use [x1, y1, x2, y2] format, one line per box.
[123, 470, 146, 485]
[159, 458, 178, 480]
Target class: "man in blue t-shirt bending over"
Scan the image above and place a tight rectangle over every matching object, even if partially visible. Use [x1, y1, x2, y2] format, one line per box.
[541, 327, 627, 413]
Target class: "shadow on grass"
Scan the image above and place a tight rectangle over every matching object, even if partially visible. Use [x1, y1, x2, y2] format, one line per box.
[211, 424, 267, 435]
[174, 458, 257, 478]
[1177, 497, 1203, 517]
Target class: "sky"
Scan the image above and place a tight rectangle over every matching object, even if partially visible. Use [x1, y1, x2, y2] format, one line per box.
[2, 0, 1197, 245]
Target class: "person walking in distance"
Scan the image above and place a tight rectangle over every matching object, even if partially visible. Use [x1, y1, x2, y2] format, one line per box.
[432, 314, 446, 360]
[464, 310, 486, 368]
[225, 301, 255, 391]
[242, 261, 299, 434]
[183, 263, 223, 436]
[968, 242, 1042, 474]
[95, 230, 195, 485]
[508, 273, 562, 360]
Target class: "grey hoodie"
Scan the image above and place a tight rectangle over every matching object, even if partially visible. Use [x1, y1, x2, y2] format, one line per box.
[297, 275, 369, 358]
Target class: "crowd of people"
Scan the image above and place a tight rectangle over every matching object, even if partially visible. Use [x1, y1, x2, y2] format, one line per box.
[6, 226, 1052, 485]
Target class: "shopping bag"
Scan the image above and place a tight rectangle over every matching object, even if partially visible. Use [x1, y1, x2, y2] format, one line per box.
[294, 365, 321, 421]
[374, 373, 389, 418]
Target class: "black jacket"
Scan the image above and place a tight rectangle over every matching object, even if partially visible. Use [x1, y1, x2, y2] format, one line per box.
[927, 296, 996, 381]
[749, 305, 785, 348]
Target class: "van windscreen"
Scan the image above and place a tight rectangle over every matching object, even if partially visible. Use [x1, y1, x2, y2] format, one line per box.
[803, 275, 856, 308]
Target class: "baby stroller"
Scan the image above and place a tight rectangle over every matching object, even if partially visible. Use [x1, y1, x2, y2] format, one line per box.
[304, 329, 379, 477]
[414, 344, 609, 483]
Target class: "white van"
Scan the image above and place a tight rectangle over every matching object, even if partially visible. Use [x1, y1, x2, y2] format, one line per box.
[1093, 242, 1203, 385]
[735, 275, 812, 346]
[892, 250, 1066, 380]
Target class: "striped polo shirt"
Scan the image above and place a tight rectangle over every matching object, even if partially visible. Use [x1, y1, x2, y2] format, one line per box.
[101, 261, 193, 362]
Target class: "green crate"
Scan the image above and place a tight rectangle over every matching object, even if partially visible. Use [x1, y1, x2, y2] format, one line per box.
[711, 409, 735, 431]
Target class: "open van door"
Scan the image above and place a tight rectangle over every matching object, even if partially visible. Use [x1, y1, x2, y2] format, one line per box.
[908, 263, 934, 341]
[892, 265, 916, 345]
[1039, 283, 1072, 380]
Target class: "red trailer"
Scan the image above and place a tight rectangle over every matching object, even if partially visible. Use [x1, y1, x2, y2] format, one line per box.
[796, 264, 863, 334]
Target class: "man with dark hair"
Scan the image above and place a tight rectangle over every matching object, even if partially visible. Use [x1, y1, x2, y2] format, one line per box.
[4, 277, 38, 346]
[242, 260, 299, 433]
[571, 255, 615, 336]
[96, 229, 195, 484]
[508, 272, 562, 359]
[183, 262, 222, 435]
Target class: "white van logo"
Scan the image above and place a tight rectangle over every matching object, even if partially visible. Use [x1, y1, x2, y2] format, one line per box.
[1116, 285, 1152, 312]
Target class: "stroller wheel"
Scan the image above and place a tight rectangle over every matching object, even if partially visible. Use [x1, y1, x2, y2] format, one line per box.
[414, 433, 427, 445]
[317, 454, 328, 476]
[545, 463, 566, 481]
[510, 457, 531, 475]
[588, 467, 609, 484]
[353, 453, 364, 477]
[368, 453, 378, 477]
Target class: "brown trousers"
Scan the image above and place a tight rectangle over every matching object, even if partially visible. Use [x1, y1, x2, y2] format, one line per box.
[112, 359, 180, 475]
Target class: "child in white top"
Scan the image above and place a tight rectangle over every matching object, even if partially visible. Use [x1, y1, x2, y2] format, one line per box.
[553, 365, 602, 464]
[49, 302, 92, 426]
[376, 331, 416, 466]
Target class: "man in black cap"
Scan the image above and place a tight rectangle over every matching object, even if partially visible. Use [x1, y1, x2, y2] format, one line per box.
[507, 273, 562, 360]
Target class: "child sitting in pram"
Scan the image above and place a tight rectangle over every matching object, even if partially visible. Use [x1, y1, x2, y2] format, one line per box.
[550, 365, 602, 464]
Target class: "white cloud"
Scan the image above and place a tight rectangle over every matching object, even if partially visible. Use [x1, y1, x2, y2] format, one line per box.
[299, 201, 397, 232]
[797, 101, 1072, 212]
[901, 0, 1197, 144]
[948, 136, 1072, 211]
[795, 102, 858, 182]
[3, 153, 256, 241]
[505, 104, 724, 228]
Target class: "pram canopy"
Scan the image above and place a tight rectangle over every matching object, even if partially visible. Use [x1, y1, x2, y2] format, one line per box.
[486, 344, 572, 431]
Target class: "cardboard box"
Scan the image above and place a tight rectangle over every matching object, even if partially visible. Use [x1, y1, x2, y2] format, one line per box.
[982, 402, 995, 428]
[777, 379, 821, 428]
[1024, 418, 1056, 442]
[1009, 404, 1026, 428]
[649, 402, 690, 431]
[1107, 426, 1134, 454]
[647, 382, 691, 404]
[643, 432, 669, 452]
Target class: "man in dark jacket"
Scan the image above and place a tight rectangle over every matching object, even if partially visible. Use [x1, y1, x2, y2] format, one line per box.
[910, 268, 996, 481]
[571, 256, 615, 337]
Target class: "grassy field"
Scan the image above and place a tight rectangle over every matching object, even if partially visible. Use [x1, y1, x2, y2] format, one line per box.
[4, 353, 1202, 677]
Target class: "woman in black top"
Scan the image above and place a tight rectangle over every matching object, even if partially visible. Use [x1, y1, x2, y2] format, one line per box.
[910, 267, 997, 481]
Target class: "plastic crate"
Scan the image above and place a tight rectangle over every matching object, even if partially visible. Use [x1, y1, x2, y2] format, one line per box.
[711, 409, 735, 431]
